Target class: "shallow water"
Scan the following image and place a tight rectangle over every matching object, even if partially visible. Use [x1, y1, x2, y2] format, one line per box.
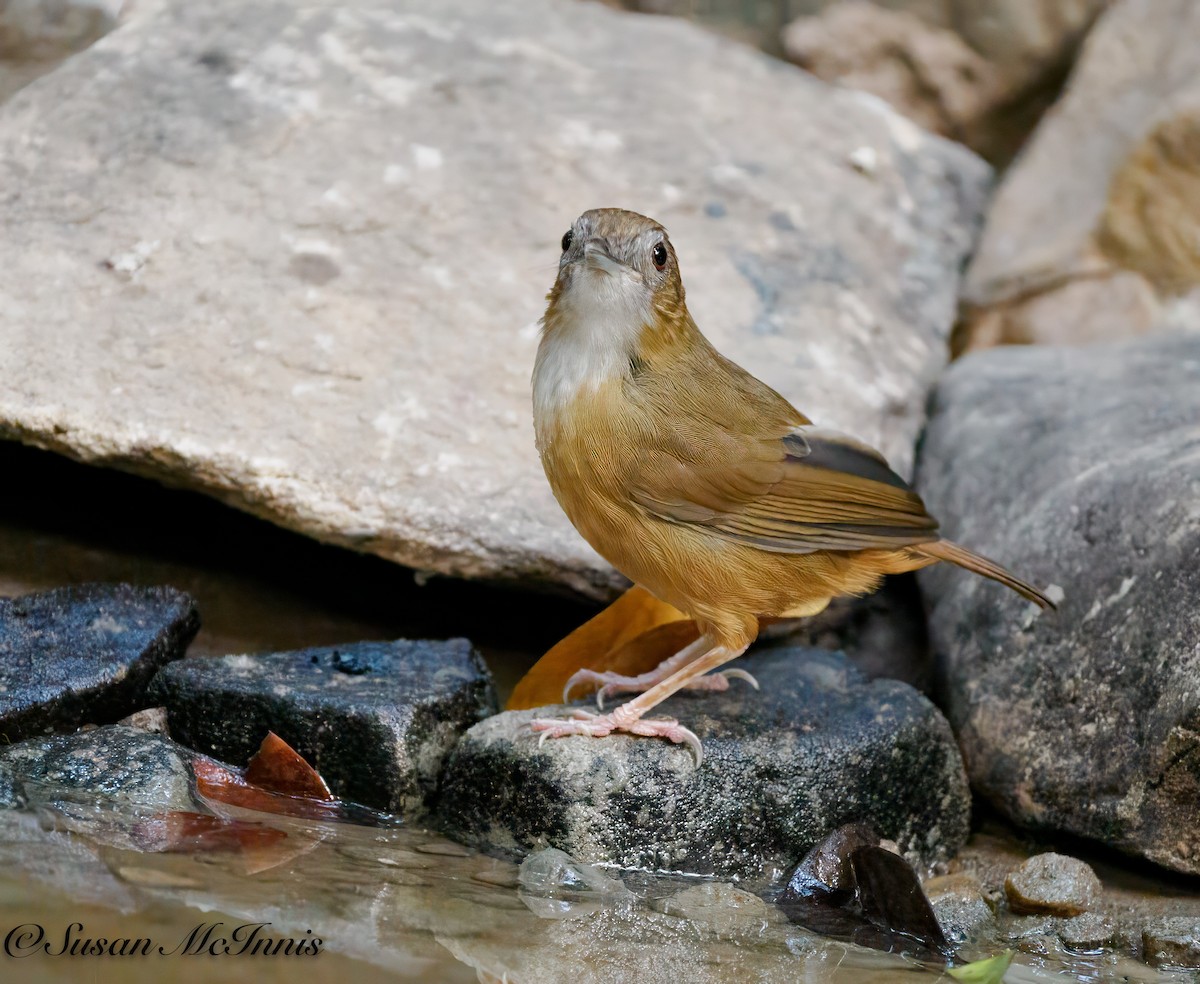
[0, 444, 1198, 983]
[0, 798, 1191, 984]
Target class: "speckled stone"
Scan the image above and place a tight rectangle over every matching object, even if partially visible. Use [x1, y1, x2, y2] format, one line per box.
[436, 644, 970, 881]
[1143, 916, 1200, 969]
[1058, 911, 1115, 951]
[150, 638, 496, 816]
[925, 872, 995, 945]
[1004, 854, 1100, 917]
[0, 583, 199, 742]
[0, 724, 197, 815]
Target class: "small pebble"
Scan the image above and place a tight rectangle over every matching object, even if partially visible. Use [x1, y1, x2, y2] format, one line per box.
[924, 872, 994, 944]
[518, 848, 631, 899]
[117, 866, 203, 889]
[119, 707, 170, 736]
[471, 868, 520, 889]
[848, 146, 878, 175]
[651, 882, 781, 933]
[1143, 916, 1200, 969]
[413, 839, 471, 858]
[336, 844, 434, 869]
[1058, 911, 1115, 951]
[1004, 853, 1100, 917]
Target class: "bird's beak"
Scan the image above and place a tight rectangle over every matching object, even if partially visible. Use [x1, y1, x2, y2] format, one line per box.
[582, 239, 626, 276]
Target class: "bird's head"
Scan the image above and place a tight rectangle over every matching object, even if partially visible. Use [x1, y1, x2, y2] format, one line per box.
[541, 208, 690, 352]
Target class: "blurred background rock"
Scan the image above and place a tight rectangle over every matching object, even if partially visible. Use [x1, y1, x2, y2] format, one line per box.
[0, 0, 123, 101]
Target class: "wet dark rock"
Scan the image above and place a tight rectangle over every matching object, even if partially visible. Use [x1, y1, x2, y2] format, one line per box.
[1058, 911, 1115, 952]
[777, 825, 949, 960]
[150, 638, 496, 816]
[780, 821, 881, 905]
[1004, 853, 1100, 917]
[0, 724, 197, 816]
[918, 332, 1200, 874]
[924, 872, 995, 945]
[437, 645, 969, 882]
[0, 583, 199, 742]
[1143, 916, 1200, 969]
[851, 846, 949, 958]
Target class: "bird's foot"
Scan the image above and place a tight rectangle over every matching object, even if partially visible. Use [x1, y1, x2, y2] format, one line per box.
[529, 706, 704, 765]
[563, 666, 758, 708]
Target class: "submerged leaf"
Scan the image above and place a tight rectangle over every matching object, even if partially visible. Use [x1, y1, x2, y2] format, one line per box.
[133, 811, 288, 853]
[947, 950, 1014, 983]
[506, 586, 691, 710]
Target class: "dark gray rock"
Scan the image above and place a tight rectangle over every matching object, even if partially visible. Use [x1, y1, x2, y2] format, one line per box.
[0, 724, 197, 815]
[917, 331, 1200, 874]
[436, 645, 970, 882]
[0, 583, 199, 742]
[150, 638, 496, 816]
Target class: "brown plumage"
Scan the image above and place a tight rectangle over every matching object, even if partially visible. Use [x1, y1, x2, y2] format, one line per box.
[530, 208, 1052, 761]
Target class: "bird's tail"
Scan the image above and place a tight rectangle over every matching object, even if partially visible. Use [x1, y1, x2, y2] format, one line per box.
[915, 539, 1056, 610]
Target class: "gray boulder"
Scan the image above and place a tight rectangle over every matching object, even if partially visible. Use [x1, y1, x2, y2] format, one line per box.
[917, 331, 1200, 874]
[437, 644, 969, 881]
[150, 638, 496, 816]
[0, 583, 199, 742]
[0, 0, 987, 598]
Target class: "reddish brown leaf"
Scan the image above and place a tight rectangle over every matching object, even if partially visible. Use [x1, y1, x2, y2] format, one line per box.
[244, 731, 333, 801]
[193, 751, 342, 822]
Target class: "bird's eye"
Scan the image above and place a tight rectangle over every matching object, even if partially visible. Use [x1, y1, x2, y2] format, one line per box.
[561, 230, 573, 252]
[651, 241, 668, 270]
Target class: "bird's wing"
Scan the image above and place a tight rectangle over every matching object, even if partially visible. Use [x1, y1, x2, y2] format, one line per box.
[630, 425, 939, 554]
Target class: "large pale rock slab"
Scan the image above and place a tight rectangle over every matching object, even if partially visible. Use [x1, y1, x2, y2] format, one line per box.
[0, 0, 988, 597]
[917, 331, 1200, 875]
[959, 0, 1200, 352]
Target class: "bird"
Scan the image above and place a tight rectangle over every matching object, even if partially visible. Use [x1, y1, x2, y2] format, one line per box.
[529, 207, 1053, 762]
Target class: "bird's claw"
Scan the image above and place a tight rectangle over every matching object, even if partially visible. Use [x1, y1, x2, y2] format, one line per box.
[529, 711, 704, 766]
[562, 666, 759, 709]
[721, 668, 760, 691]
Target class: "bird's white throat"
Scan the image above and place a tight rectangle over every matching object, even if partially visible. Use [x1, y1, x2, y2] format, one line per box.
[532, 267, 651, 420]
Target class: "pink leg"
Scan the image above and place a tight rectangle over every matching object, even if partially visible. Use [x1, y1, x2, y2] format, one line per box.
[530, 640, 749, 766]
[562, 636, 759, 707]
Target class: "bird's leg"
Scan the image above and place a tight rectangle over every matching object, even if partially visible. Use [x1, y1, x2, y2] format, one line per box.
[562, 635, 759, 707]
[530, 639, 749, 765]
